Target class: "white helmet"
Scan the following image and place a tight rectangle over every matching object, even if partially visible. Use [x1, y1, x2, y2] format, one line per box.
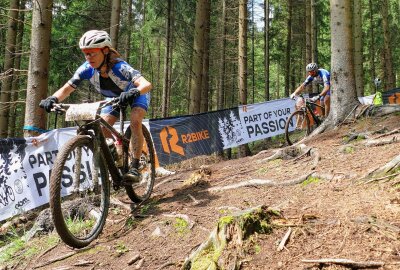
[79, 30, 112, 49]
[306, 62, 318, 72]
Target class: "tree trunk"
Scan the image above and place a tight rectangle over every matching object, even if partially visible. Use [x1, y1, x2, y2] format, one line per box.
[200, 0, 211, 113]
[139, 0, 145, 70]
[123, 0, 133, 61]
[0, 0, 19, 138]
[381, 0, 395, 90]
[189, 0, 209, 114]
[368, 0, 376, 93]
[284, 0, 292, 98]
[24, 0, 53, 137]
[238, 0, 251, 157]
[305, 0, 312, 65]
[9, 0, 26, 138]
[217, 0, 227, 110]
[110, 0, 121, 49]
[311, 0, 318, 93]
[328, 0, 359, 127]
[161, 0, 172, 117]
[264, 0, 270, 101]
[353, 0, 364, 97]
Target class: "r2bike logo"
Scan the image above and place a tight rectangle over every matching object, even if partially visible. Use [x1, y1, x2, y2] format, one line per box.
[160, 126, 185, 156]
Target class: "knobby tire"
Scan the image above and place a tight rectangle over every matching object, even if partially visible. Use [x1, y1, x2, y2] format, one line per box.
[50, 135, 110, 248]
[285, 110, 311, 145]
[124, 124, 156, 203]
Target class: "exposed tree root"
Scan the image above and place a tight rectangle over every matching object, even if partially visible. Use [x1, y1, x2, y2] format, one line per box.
[363, 154, 400, 180]
[364, 135, 400, 147]
[181, 205, 279, 270]
[208, 173, 313, 193]
[301, 258, 385, 268]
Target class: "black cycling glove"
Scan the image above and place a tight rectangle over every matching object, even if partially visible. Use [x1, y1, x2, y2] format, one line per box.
[119, 89, 141, 106]
[39, 96, 59, 112]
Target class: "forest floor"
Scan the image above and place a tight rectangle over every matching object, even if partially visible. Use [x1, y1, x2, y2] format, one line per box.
[1, 113, 400, 270]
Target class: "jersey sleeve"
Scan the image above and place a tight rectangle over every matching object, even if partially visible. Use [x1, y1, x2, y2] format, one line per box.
[113, 61, 142, 83]
[321, 71, 330, 86]
[67, 62, 94, 88]
[303, 75, 314, 86]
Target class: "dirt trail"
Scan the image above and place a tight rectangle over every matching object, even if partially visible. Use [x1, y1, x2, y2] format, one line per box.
[3, 115, 400, 270]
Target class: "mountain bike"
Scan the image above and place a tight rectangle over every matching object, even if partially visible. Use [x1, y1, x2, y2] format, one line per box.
[46, 98, 155, 248]
[284, 95, 325, 145]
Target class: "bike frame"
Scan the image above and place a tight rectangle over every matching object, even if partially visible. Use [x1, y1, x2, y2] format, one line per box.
[298, 96, 324, 126]
[67, 102, 131, 187]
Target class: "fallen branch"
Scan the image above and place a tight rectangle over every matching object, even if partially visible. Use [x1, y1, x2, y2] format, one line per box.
[302, 258, 385, 268]
[127, 253, 141, 265]
[32, 246, 92, 269]
[156, 262, 175, 270]
[277, 227, 292, 251]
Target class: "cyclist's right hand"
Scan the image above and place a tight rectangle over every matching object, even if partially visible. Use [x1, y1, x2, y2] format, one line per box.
[39, 96, 58, 112]
[290, 93, 297, 99]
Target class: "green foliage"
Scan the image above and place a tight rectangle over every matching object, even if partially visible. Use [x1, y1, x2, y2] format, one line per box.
[173, 217, 190, 235]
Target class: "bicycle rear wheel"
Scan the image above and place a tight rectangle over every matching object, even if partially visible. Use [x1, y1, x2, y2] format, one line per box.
[50, 135, 110, 248]
[124, 124, 156, 203]
[285, 110, 310, 145]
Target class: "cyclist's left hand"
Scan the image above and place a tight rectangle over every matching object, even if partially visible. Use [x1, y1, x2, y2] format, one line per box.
[310, 95, 320, 102]
[119, 89, 140, 106]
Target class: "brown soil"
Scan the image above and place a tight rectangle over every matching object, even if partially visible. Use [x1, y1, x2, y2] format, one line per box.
[4, 114, 400, 270]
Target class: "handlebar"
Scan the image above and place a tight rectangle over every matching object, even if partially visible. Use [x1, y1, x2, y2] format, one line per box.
[41, 97, 122, 114]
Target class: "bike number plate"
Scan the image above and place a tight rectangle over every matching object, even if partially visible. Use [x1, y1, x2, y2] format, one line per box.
[65, 102, 101, 121]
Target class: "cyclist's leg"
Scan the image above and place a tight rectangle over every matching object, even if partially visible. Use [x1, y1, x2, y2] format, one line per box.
[324, 94, 331, 117]
[124, 94, 149, 183]
[100, 100, 118, 138]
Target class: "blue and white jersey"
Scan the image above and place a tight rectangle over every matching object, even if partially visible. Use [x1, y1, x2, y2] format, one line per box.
[303, 68, 330, 87]
[68, 59, 142, 97]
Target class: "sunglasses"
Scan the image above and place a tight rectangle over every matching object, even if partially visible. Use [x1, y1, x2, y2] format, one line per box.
[82, 49, 101, 58]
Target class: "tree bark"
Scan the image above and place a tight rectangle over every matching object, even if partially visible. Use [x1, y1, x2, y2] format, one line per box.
[217, 0, 227, 110]
[9, 0, 26, 138]
[368, 0, 377, 93]
[311, 0, 318, 93]
[0, 0, 19, 138]
[110, 0, 121, 49]
[200, 0, 211, 113]
[189, 0, 209, 114]
[24, 0, 53, 137]
[284, 0, 292, 98]
[327, 0, 359, 127]
[123, 0, 133, 61]
[161, 0, 172, 117]
[381, 0, 395, 90]
[353, 0, 364, 97]
[264, 0, 270, 101]
[238, 0, 251, 157]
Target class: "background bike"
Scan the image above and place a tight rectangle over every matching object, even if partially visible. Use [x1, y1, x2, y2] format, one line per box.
[284, 95, 325, 145]
[46, 98, 155, 248]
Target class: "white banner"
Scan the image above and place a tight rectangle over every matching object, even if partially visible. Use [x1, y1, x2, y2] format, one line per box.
[237, 98, 296, 144]
[0, 99, 297, 222]
[0, 128, 76, 222]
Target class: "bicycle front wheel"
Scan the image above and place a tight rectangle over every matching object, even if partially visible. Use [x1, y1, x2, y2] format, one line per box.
[50, 135, 110, 248]
[285, 110, 310, 145]
[124, 124, 156, 203]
